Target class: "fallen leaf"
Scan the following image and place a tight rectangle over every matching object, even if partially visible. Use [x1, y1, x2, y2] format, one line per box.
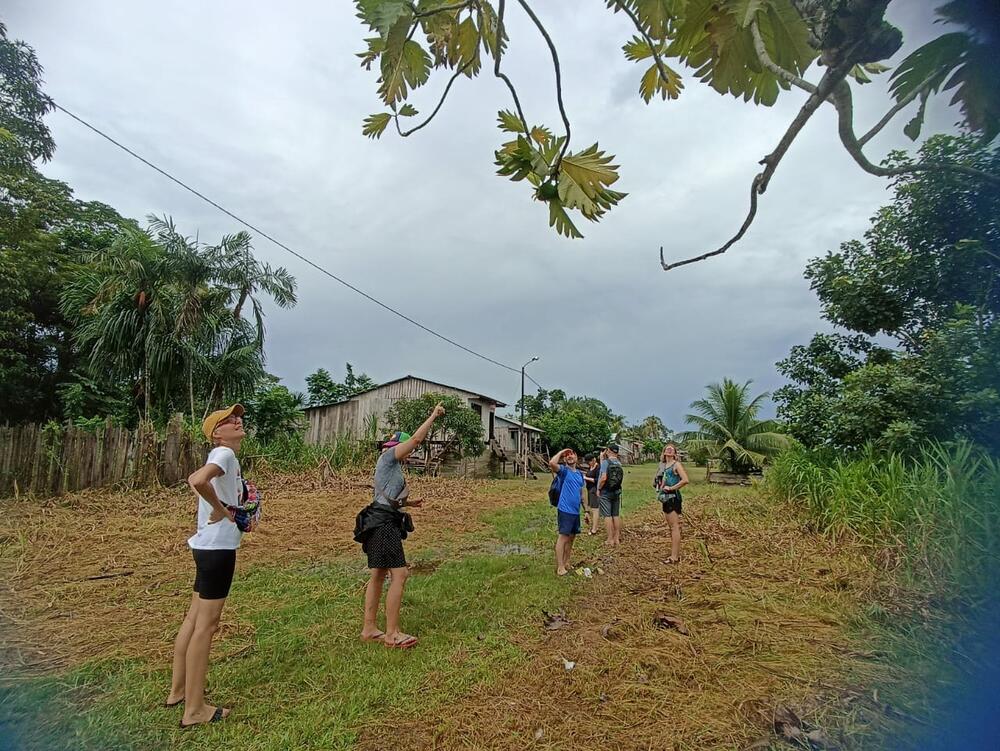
[773, 705, 808, 745]
[653, 613, 690, 635]
[773, 704, 802, 729]
[542, 610, 572, 631]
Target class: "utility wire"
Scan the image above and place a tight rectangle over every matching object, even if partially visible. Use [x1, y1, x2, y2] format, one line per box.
[54, 102, 524, 375]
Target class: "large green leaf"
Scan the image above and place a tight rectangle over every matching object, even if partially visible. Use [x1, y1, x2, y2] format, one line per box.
[731, 0, 765, 28]
[355, 0, 410, 35]
[477, 1, 507, 59]
[497, 109, 526, 133]
[665, 0, 813, 105]
[560, 145, 621, 199]
[639, 59, 684, 101]
[378, 30, 431, 107]
[942, 43, 1000, 142]
[633, 0, 678, 38]
[362, 112, 392, 139]
[889, 33, 966, 103]
[356, 36, 384, 70]
[548, 201, 583, 239]
[456, 16, 482, 76]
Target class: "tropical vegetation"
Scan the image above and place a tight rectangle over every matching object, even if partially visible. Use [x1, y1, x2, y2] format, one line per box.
[683, 378, 789, 473]
[774, 135, 999, 455]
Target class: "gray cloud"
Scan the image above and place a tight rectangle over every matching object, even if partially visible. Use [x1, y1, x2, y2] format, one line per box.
[5, 0, 962, 429]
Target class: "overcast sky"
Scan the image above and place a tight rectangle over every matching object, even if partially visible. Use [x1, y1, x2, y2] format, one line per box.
[7, 1, 953, 429]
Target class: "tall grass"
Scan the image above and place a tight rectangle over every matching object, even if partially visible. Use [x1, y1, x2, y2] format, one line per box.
[768, 441, 1000, 597]
[240, 431, 378, 477]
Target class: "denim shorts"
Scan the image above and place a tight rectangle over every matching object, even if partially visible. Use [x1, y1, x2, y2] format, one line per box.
[557, 510, 581, 536]
[599, 493, 622, 518]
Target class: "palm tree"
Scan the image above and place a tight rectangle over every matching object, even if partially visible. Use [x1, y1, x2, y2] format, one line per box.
[62, 218, 295, 425]
[683, 378, 789, 474]
[61, 226, 178, 421]
[209, 231, 297, 343]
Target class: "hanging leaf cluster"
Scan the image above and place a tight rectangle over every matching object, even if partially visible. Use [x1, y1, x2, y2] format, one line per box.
[356, 0, 506, 138]
[494, 111, 625, 239]
[610, 0, 817, 107]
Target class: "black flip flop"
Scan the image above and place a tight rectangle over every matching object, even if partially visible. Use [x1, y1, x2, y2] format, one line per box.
[179, 706, 227, 729]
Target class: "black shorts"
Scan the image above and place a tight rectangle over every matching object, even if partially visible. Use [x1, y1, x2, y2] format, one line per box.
[192, 548, 237, 600]
[587, 490, 600, 509]
[365, 523, 407, 569]
[660, 492, 683, 515]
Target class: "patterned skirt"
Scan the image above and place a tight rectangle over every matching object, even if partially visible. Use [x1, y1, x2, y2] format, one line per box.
[365, 522, 407, 569]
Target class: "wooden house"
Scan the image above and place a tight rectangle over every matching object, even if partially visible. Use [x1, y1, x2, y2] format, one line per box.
[304, 375, 509, 477]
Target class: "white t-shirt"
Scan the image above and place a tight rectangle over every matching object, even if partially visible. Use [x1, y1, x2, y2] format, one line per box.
[187, 446, 244, 551]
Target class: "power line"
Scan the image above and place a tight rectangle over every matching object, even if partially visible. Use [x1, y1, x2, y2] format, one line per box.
[53, 103, 524, 375]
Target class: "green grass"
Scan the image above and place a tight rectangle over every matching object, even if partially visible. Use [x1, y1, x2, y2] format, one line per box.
[767, 442, 1000, 749]
[0, 466, 660, 750]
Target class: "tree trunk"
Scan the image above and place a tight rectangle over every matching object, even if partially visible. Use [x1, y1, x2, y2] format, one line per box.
[233, 287, 249, 320]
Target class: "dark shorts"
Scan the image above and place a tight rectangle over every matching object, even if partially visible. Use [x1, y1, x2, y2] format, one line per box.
[660, 491, 683, 515]
[599, 493, 621, 518]
[365, 523, 407, 570]
[587, 489, 600, 509]
[557, 510, 581, 536]
[192, 548, 236, 600]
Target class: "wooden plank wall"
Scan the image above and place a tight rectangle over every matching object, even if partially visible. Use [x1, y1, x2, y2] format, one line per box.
[0, 415, 206, 498]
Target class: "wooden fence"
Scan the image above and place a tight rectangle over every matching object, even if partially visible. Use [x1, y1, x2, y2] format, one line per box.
[0, 415, 207, 498]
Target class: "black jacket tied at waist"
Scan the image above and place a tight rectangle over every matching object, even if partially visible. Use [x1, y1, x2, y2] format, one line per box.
[353, 503, 414, 552]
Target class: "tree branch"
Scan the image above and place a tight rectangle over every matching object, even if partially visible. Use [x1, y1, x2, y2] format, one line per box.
[494, 0, 529, 133]
[411, 1, 472, 19]
[858, 72, 938, 146]
[750, 19, 824, 97]
[660, 173, 765, 271]
[613, 1, 677, 104]
[832, 80, 1000, 185]
[661, 62, 854, 271]
[395, 59, 474, 137]
[515, 0, 571, 170]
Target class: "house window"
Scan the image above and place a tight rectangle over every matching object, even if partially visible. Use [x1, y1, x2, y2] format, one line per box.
[488, 411, 495, 440]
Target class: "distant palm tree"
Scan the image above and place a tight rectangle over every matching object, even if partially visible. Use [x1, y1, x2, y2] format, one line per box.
[684, 378, 789, 474]
[209, 231, 297, 343]
[61, 226, 176, 421]
[62, 218, 296, 423]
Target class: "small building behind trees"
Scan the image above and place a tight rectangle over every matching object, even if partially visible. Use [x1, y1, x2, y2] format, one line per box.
[304, 375, 516, 477]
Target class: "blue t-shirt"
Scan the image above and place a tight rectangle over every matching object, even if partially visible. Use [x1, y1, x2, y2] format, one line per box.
[556, 465, 585, 514]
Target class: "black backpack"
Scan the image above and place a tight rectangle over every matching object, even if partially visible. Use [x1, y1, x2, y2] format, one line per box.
[548, 473, 563, 506]
[605, 462, 624, 494]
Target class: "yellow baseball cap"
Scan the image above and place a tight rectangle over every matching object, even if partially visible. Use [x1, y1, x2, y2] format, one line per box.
[202, 404, 245, 441]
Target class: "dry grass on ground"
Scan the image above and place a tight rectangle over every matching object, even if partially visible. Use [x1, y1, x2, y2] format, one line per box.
[0, 474, 537, 672]
[356, 487, 895, 751]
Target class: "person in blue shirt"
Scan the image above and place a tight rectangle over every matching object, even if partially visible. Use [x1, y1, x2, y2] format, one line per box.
[548, 448, 587, 576]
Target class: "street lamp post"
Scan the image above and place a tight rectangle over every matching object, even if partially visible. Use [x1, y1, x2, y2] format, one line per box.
[520, 356, 538, 480]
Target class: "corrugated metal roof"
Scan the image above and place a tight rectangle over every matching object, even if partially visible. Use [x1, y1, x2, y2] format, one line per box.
[494, 414, 543, 432]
